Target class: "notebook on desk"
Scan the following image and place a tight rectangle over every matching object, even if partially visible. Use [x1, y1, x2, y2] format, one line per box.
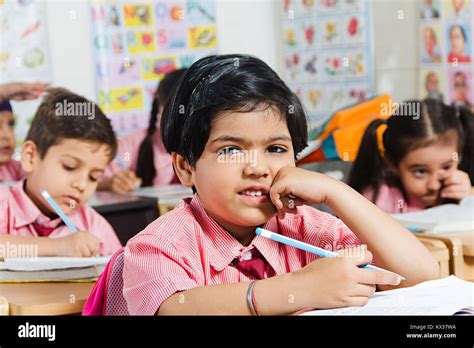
[301, 276, 473, 315]
[0, 256, 110, 282]
[392, 196, 474, 234]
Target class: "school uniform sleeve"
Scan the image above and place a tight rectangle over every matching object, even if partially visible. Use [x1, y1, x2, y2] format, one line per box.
[81, 206, 122, 256]
[298, 206, 364, 264]
[103, 130, 145, 178]
[123, 224, 202, 315]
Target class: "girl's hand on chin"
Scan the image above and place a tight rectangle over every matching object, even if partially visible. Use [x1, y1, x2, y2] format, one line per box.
[269, 167, 342, 219]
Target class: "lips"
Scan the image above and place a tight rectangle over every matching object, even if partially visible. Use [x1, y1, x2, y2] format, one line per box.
[63, 195, 80, 207]
[0, 145, 12, 154]
[238, 186, 270, 203]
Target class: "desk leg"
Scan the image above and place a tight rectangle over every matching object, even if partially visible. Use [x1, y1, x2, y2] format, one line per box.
[0, 296, 9, 315]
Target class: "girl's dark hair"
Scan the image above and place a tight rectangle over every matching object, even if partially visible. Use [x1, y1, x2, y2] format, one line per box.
[348, 99, 473, 202]
[136, 68, 187, 186]
[161, 54, 308, 166]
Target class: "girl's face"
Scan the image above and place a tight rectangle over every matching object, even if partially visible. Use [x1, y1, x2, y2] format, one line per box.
[22, 139, 111, 217]
[396, 137, 458, 207]
[189, 107, 295, 244]
[0, 111, 16, 163]
[450, 26, 465, 55]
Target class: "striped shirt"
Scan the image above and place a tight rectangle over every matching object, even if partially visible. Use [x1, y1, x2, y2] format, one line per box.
[0, 180, 122, 256]
[123, 194, 364, 315]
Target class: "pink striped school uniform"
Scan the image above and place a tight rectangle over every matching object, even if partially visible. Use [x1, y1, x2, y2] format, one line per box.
[362, 184, 426, 214]
[0, 180, 122, 256]
[0, 159, 24, 182]
[103, 129, 175, 186]
[123, 194, 364, 315]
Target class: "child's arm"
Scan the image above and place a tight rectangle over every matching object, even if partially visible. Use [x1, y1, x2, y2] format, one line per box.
[269, 167, 439, 290]
[97, 170, 141, 193]
[159, 247, 400, 315]
[0, 231, 100, 257]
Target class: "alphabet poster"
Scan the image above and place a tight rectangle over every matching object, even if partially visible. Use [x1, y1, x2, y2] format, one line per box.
[0, 0, 52, 145]
[280, 0, 375, 135]
[90, 0, 218, 134]
[418, 0, 474, 113]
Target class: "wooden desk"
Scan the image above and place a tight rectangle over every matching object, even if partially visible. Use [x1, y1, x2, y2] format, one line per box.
[90, 192, 159, 244]
[0, 282, 95, 315]
[419, 231, 474, 281]
[416, 236, 450, 278]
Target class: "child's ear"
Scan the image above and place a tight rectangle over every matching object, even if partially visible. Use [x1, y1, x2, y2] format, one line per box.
[21, 140, 39, 173]
[172, 152, 194, 188]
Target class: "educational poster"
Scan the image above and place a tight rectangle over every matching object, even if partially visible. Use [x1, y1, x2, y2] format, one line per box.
[90, 0, 218, 135]
[0, 0, 52, 146]
[418, 0, 474, 113]
[280, 0, 374, 134]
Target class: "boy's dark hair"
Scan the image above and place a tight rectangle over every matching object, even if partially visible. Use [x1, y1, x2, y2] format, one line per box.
[348, 99, 473, 202]
[161, 54, 308, 166]
[136, 68, 186, 186]
[26, 88, 117, 160]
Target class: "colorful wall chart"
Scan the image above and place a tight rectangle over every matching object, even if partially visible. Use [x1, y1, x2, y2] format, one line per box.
[280, 0, 375, 134]
[0, 0, 52, 146]
[418, 0, 474, 113]
[90, 0, 218, 134]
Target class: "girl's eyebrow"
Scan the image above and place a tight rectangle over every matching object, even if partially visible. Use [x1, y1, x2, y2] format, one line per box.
[408, 158, 454, 170]
[210, 135, 292, 145]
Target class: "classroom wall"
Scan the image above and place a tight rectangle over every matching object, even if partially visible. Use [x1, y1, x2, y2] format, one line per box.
[44, 0, 418, 107]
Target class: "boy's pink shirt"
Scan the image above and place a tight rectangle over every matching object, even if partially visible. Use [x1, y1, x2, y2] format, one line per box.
[104, 129, 175, 186]
[0, 159, 24, 182]
[0, 180, 122, 256]
[123, 194, 364, 315]
[362, 184, 427, 214]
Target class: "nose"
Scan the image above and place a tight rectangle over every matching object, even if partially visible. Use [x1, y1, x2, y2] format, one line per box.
[427, 174, 442, 192]
[71, 172, 88, 193]
[242, 151, 269, 178]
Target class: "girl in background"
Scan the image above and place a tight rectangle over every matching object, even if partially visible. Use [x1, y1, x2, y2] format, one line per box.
[349, 99, 473, 214]
[99, 69, 186, 193]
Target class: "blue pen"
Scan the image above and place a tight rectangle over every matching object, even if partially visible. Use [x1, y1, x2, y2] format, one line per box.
[256, 228, 405, 280]
[40, 189, 79, 233]
[115, 155, 140, 190]
[406, 226, 423, 233]
[115, 154, 128, 171]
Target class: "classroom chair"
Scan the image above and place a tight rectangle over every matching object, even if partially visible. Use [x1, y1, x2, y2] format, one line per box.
[82, 247, 130, 316]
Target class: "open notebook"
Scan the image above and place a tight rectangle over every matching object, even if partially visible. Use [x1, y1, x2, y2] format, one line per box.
[301, 276, 473, 315]
[0, 256, 110, 282]
[392, 196, 474, 234]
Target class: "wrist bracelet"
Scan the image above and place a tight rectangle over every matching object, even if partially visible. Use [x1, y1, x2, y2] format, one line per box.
[247, 280, 260, 316]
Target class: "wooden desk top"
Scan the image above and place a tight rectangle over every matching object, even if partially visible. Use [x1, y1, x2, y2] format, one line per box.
[423, 231, 474, 257]
[0, 282, 95, 315]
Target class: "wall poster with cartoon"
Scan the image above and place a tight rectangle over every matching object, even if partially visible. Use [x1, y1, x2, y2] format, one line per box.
[418, 0, 474, 114]
[90, 0, 218, 135]
[0, 0, 52, 148]
[280, 0, 375, 135]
